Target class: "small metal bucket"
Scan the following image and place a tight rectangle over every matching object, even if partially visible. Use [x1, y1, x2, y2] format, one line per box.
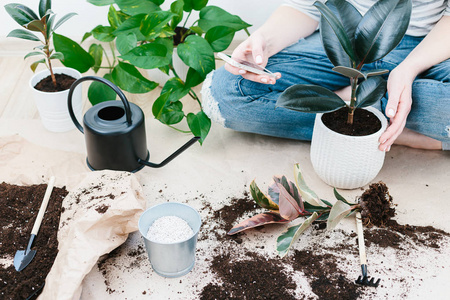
[138, 202, 202, 278]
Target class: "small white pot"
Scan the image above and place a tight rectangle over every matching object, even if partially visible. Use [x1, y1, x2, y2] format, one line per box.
[29, 67, 82, 132]
[146, 48, 189, 86]
[310, 106, 388, 189]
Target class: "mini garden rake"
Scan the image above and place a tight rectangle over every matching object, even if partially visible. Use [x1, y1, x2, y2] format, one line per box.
[355, 211, 381, 287]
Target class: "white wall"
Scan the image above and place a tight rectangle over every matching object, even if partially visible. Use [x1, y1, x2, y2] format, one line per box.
[0, 0, 281, 41]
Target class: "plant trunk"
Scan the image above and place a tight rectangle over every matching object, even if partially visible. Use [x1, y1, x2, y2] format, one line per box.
[48, 59, 57, 87]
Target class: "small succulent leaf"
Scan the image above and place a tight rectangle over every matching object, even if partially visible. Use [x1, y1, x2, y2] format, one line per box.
[187, 111, 211, 145]
[333, 188, 356, 206]
[112, 62, 158, 93]
[183, 0, 208, 12]
[355, 0, 412, 64]
[326, 200, 353, 231]
[332, 66, 366, 79]
[49, 52, 64, 60]
[277, 84, 346, 113]
[25, 20, 45, 32]
[250, 180, 279, 210]
[140, 11, 175, 38]
[116, 32, 138, 55]
[355, 76, 387, 108]
[115, 0, 161, 16]
[24, 51, 44, 59]
[184, 68, 204, 88]
[87, 0, 115, 6]
[198, 6, 251, 32]
[38, 0, 51, 18]
[177, 35, 215, 78]
[159, 101, 184, 125]
[87, 73, 117, 105]
[53, 33, 95, 73]
[152, 90, 172, 119]
[227, 212, 289, 235]
[294, 163, 327, 207]
[363, 69, 389, 77]
[120, 43, 169, 69]
[5, 4, 40, 26]
[88, 43, 103, 73]
[277, 212, 319, 257]
[161, 77, 189, 103]
[205, 26, 236, 52]
[277, 183, 302, 221]
[313, 1, 357, 63]
[53, 12, 77, 32]
[7, 29, 41, 42]
[170, 0, 184, 28]
[30, 58, 46, 72]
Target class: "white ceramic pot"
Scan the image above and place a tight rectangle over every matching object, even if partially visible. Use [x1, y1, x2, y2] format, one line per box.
[310, 106, 388, 189]
[29, 67, 82, 132]
[146, 48, 189, 86]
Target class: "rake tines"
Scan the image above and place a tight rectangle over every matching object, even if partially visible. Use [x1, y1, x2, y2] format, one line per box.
[355, 274, 381, 287]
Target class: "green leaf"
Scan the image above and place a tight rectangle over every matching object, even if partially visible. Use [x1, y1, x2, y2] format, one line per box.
[276, 84, 346, 113]
[177, 35, 215, 78]
[87, 73, 117, 105]
[205, 26, 235, 52]
[333, 188, 354, 205]
[159, 101, 184, 125]
[326, 200, 353, 231]
[277, 212, 319, 258]
[116, 33, 137, 55]
[161, 77, 189, 102]
[24, 51, 44, 59]
[112, 62, 158, 93]
[7, 29, 41, 42]
[88, 44, 103, 73]
[81, 32, 92, 43]
[228, 212, 289, 235]
[183, 0, 208, 12]
[332, 66, 366, 79]
[38, 0, 51, 18]
[152, 90, 172, 119]
[87, 0, 115, 6]
[187, 111, 211, 144]
[107, 5, 124, 29]
[115, 0, 161, 16]
[46, 14, 55, 38]
[294, 163, 327, 207]
[53, 12, 77, 32]
[170, 0, 184, 28]
[249, 180, 279, 210]
[185, 68, 204, 88]
[355, 0, 412, 64]
[363, 69, 389, 78]
[277, 183, 302, 221]
[25, 20, 45, 32]
[313, 1, 357, 63]
[30, 58, 46, 72]
[53, 33, 95, 73]
[140, 11, 175, 39]
[198, 6, 251, 32]
[355, 76, 387, 108]
[91, 25, 116, 42]
[5, 4, 39, 26]
[113, 14, 147, 41]
[119, 42, 169, 69]
[49, 52, 64, 60]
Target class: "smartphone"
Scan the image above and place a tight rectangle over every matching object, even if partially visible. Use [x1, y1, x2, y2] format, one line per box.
[217, 52, 277, 79]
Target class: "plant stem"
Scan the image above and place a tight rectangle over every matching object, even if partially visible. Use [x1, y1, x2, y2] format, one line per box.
[168, 124, 191, 134]
[347, 77, 358, 125]
[182, 11, 192, 29]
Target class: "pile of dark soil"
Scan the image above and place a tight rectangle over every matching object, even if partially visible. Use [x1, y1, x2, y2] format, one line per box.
[34, 73, 76, 92]
[322, 107, 382, 136]
[0, 182, 68, 300]
[359, 182, 395, 228]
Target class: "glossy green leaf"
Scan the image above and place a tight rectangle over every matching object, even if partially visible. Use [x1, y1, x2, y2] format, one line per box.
[187, 111, 211, 144]
[53, 12, 77, 31]
[184, 68, 204, 88]
[115, 0, 161, 16]
[250, 180, 279, 210]
[276, 84, 346, 113]
[46, 14, 55, 38]
[113, 14, 147, 41]
[183, 0, 208, 12]
[355, 76, 387, 108]
[227, 212, 289, 235]
[294, 163, 327, 207]
[277, 183, 302, 221]
[333, 188, 354, 205]
[91, 25, 115, 42]
[88, 44, 103, 73]
[25, 20, 45, 32]
[314, 1, 357, 63]
[198, 6, 251, 32]
[363, 69, 389, 78]
[355, 0, 412, 64]
[24, 51, 44, 59]
[140, 11, 175, 38]
[120, 43, 169, 69]
[277, 212, 319, 257]
[81, 32, 92, 43]
[30, 58, 46, 72]
[160, 101, 184, 125]
[107, 5, 123, 29]
[116, 33, 137, 55]
[205, 26, 235, 52]
[152, 90, 171, 119]
[7, 29, 41, 42]
[38, 0, 51, 18]
[190, 25, 203, 36]
[332, 66, 365, 79]
[112, 62, 158, 93]
[53, 33, 95, 73]
[170, 0, 184, 28]
[49, 52, 63, 60]
[177, 35, 214, 78]
[326, 200, 353, 231]
[5, 4, 39, 26]
[87, 0, 115, 6]
[161, 77, 189, 102]
[87, 73, 117, 105]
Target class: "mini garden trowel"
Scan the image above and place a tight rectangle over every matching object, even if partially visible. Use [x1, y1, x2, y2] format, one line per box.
[14, 176, 55, 272]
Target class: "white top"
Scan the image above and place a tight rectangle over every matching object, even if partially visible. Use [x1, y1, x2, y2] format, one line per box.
[283, 0, 450, 36]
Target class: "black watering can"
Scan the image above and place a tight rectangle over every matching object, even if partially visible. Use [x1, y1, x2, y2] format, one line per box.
[67, 76, 200, 172]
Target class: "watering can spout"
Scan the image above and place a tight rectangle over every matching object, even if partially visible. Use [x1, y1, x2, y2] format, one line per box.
[138, 136, 200, 168]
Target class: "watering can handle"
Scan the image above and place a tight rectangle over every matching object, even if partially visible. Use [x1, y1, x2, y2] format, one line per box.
[67, 76, 132, 133]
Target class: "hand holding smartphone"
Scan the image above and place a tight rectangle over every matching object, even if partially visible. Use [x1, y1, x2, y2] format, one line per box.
[217, 52, 278, 79]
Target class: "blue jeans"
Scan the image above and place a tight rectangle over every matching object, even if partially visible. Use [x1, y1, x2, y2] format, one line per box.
[202, 32, 450, 150]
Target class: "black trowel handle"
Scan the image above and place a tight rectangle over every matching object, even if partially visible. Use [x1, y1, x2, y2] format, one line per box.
[31, 176, 55, 236]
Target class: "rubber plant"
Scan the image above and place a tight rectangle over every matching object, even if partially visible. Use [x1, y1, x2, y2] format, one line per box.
[228, 164, 359, 257]
[4, 0, 78, 87]
[53, 0, 251, 144]
[276, 0, 412, 124]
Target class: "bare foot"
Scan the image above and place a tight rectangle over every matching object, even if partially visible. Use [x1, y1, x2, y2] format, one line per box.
[394, 127, 442, 150]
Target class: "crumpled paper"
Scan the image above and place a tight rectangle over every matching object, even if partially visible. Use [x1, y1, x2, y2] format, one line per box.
[38, 170, 146, 300]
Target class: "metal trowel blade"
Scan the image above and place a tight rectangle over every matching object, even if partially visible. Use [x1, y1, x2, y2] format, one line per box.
[14, 249, 37, 271]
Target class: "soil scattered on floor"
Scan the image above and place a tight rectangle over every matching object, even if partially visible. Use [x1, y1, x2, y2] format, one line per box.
[34, 73, 77, 92]
[0, 182, 68, 300]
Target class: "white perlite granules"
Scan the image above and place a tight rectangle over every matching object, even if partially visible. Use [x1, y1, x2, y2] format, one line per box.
[146, 216, 193, 243]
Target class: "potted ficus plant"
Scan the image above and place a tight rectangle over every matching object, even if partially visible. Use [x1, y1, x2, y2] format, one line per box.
[5, 0, 82, 132]
[276, 0, 412, 189]
[54, 0, 251, 144]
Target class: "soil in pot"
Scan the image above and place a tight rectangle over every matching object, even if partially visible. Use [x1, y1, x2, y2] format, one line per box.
[322, 107, 382, 136]
[0, 182, 68, 300]
[34, 73, 77, 93]
[173, 27, 194, 46]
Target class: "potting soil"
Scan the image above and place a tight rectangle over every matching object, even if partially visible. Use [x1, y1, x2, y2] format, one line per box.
[34, 73, 76, 92]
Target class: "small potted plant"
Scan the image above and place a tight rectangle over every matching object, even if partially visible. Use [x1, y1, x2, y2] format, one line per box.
[276, 0, 412, 189]
[5, 0, 81, 132]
